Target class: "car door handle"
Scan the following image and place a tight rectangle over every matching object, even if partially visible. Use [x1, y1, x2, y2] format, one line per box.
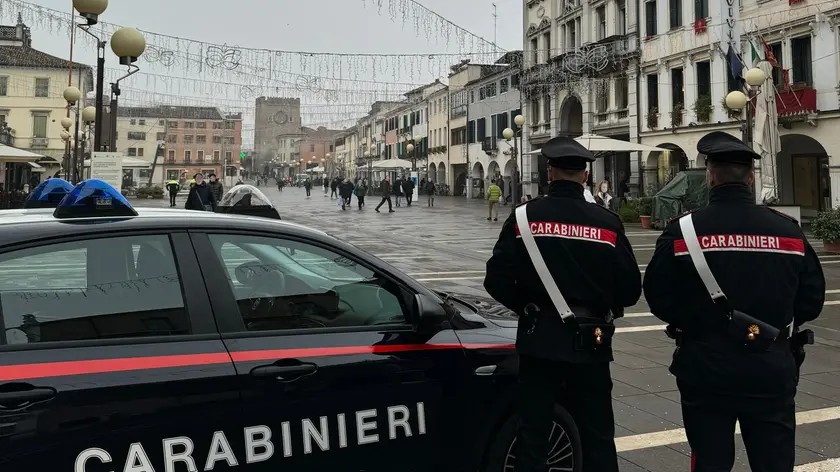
[0, 386, 56, 408]
[250, 363, 318, 381]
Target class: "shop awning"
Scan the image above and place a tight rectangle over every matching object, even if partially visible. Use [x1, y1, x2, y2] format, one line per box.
[525, 134, 670, 155]
[0, 144, 45, 162]
[27, 161, 45, 173]
[83, 156, 151, 169]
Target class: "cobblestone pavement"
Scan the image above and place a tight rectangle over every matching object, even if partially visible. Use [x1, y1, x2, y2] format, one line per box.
[132, 185, 840, 472]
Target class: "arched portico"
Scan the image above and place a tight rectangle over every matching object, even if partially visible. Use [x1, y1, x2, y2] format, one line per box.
[778, 134, 829, 214]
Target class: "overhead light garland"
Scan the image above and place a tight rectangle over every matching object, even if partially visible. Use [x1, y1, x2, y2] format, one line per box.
[0, 0, 510, 85]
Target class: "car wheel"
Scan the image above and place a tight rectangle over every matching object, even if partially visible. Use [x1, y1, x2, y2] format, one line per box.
[484, 405, 582, 472]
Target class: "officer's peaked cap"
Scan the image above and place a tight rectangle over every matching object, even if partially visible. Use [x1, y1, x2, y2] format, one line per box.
[697, 131, 761, 166]
[541, 136, 595, 170]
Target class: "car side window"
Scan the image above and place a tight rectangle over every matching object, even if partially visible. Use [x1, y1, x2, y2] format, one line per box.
[0, 235, 190, 346]
[208, 234, 409, 331]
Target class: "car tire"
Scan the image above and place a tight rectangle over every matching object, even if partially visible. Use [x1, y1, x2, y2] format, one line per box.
[483, 405, 582, 472]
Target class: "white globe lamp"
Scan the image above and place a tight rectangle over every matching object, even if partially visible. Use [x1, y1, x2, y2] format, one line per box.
[514, 114, 525, 127]
[73, 0, 108, 24]
[60, 130, 71, 141]
[111, 27, 146, 65]
[725, 91, 748, 111]
[60, 117, 73, 130]
[63, 86, 81, 105]
[502, 128, 514, 140]
[406, 143, 414, 153]
[745, 68, 766, 87]
[81, 106, 96, 122]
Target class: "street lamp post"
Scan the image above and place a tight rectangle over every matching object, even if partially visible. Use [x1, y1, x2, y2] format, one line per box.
[724, 67, 767, 147]
[503, 114, 526, 211]
[108, 27, 146, 152]
[72, 1, 146, 154]
[61, 86, 81, 181]
[80, 106, 96, 181]
[72, 0, 107, 152]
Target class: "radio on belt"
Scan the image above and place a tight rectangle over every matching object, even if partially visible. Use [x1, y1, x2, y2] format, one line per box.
[53, 179, 138, 219]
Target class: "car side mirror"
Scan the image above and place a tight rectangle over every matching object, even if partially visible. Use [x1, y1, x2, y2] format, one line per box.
[413, 293, 449, 332]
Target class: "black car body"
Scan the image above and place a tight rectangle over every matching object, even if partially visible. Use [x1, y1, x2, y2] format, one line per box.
[0, 209, 579, 472]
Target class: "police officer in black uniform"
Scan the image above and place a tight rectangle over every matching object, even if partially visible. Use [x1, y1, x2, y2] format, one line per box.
[643, 131, 825, 472]
[484, 136, 642, 472]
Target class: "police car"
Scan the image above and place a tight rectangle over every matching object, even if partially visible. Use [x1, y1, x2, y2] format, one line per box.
[0, 180, 581, 472]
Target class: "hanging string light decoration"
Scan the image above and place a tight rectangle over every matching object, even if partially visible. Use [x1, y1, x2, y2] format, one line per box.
[0, 0, 510, 85]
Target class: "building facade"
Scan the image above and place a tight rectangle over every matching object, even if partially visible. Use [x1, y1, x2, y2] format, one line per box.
[448, 62, 484, 196]
[466, 59, 522, 198]
[521, 0, 640, 197]
[254, 97, 303, 175]
[297, 126, 341, 176]
[0, 16, 94, 183]
[118, 106, 242, 185]
[427, 86, 450, 186]
[638, 0, 839, 217]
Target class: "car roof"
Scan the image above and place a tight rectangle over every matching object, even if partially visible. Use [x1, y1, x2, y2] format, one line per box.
[0, 207, 329, 248]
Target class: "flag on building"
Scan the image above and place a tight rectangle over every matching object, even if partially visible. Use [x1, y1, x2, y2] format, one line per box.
[727, 45, 744, 82]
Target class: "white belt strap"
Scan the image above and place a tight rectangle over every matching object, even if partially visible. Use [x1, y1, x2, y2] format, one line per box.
[515, 204, 575, 320]
[678, 214, 725, 300]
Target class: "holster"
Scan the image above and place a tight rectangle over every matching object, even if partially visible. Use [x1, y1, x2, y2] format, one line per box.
[790, 329, 815, 368]
[727, 309, 780, 351]
[571, 317, 616, 352]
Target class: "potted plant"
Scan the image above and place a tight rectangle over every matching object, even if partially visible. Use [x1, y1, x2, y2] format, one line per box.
[693, 94, 713, 122]
[671, 103, 684, 127]
[811, 208, 840, 253]
[150, 185, 165, 199]
[638, 197, 654, 229]
[646, 106, 659, 129]
[618, 200, 640, 224]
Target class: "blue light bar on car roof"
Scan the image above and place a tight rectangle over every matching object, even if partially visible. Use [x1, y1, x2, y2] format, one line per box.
[23, 178, 75, 209]
[54, 179, 138, 219]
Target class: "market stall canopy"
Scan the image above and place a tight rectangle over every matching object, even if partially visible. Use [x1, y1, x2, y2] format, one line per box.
[0, 144, 45, 162]
[371, 158, 412, 169]
[83, 156, 151, 168]
[27, 161, 45, 173]
[525, 134, 671, 154]
[308, 166, 325, 173]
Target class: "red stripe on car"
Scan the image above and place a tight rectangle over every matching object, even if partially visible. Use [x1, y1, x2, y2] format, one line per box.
[0, 343, 515, 381]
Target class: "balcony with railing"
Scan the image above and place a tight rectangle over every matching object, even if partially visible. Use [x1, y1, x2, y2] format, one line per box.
[481, 137, 498, 152]
[777, 86, 817, 122]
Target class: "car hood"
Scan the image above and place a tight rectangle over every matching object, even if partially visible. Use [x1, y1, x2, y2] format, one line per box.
[441, 291, 518, 328]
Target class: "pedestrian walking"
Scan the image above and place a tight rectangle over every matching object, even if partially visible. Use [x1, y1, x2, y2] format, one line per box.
[304, 179, 312, 197]
[166, 179, 180, 207]
[354, 179, 368, 209]
[643, 131, 824, 472]
[185, 173, 216, 212]
[424, 179, 436, 207]
[323, 178, 329, 197]
[484, 136, 641, 472]
[339, 179, 354, 211]
[375, 177, 394, 213]
[330, 177, 339, 199]
[393, 177, 403, 207]
[402, 177, 415, 206]
[208, 173, 224, 204]
[486, 179, 502, 222]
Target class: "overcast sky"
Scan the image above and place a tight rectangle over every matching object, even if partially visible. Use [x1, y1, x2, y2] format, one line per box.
[9, 0, 522, 137]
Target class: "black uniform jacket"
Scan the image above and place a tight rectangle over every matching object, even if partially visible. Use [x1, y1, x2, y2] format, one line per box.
[484, 180, 642, 363]
[643, 184, 825, 398]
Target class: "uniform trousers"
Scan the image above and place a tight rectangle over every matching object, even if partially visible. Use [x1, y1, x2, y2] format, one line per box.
[516, 355, 618, 472]
[680, 383, 795, 472]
